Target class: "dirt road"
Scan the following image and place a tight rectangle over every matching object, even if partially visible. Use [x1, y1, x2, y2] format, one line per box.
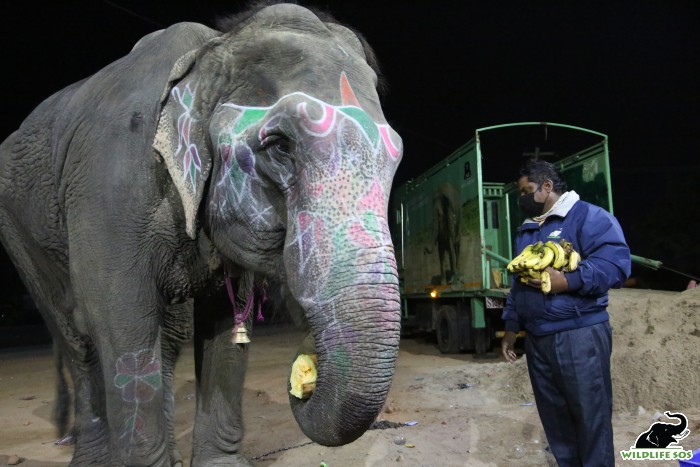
[2, 288, 700, 466]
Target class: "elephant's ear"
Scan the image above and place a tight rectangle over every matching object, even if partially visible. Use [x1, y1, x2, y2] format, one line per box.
[153, 49, 213, 239]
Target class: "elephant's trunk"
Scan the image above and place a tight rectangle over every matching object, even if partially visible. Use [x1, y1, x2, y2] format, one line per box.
[287, 249, 401, 446]
[667, 412, 688, 435]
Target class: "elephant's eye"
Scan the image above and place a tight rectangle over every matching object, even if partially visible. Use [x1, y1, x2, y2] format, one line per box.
[261, 134, 292, 157]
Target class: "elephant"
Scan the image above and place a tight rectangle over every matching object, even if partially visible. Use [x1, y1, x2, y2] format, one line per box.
[0, 2, 403, 466]
[634, 411, 689, 448]
[424, 183, 460, 284]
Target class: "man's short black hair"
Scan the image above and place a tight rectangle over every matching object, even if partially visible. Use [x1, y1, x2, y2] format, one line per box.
[518, 159, 568, 193]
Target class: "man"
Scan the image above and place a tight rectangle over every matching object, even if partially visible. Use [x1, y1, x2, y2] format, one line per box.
[501, 159, 631, 466]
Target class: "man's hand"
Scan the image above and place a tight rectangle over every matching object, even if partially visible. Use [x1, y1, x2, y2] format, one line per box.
[546, 267, 568, 294]
[501, 331, 517, 363]
[522, 267, 569, 295]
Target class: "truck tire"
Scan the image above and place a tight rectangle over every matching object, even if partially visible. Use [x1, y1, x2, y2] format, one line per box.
[436, 305, 460, 354]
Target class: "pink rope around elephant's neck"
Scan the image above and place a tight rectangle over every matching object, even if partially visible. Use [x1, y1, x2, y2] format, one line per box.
[225, 274, 266, 325]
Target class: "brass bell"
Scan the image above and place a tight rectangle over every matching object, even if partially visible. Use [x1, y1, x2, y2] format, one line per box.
[232, 324, 251, 345]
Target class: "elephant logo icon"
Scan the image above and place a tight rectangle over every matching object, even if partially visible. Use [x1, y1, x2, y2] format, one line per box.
[620, 411, 694, 461]
[634, 411, 689, 449]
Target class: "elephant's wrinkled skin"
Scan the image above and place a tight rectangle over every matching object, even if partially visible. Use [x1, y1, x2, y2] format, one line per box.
[0, 3, 403, 466]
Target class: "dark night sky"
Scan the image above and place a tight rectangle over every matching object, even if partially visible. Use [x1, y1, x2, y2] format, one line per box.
[1, 0, 699, 292]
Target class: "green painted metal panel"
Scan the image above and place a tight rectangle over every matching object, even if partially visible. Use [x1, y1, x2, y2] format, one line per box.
[481, 183, 510, 288]
[472, 297, 486, 329]
[392, 140, 483, 295]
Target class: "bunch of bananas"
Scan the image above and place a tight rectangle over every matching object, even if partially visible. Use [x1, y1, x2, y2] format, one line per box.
[507, 240, 581, 293]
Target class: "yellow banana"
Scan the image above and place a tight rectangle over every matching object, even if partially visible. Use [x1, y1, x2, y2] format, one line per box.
[517, 242, 545, 270]
[507, 242, 542, 272]
[507, 246, 530, 272]
[518, 252, 545, 270]
[566, 250, 581, 271]
[540, 270, 552, 293]
[559, 239, 573, 254]
[531, 246, 554, 271]
[519, 269, 541, 280]
[545, 240, 567, 270]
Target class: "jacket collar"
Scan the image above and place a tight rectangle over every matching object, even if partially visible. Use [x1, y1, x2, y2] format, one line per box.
[523, 190, 580, 225]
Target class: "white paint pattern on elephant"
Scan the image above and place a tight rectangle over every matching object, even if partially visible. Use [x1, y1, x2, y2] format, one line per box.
[218, 93, 400, 163]
[171, 82, 203, 189]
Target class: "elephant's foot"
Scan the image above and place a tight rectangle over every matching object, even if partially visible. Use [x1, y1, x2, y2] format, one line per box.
[69, 442, 110, 467]
[190, 453, 253, 466]
[169, 445, 183, 467]
[69, 418, 110, 466]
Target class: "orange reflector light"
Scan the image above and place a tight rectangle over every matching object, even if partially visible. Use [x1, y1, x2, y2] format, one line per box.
[429, 290, 438, 299]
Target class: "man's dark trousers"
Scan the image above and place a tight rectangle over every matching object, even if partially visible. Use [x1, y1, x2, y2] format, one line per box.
[525, 321, 614, 467]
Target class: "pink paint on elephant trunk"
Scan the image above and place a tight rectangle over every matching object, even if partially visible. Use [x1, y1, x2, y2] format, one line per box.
[288, 289, 401, 446]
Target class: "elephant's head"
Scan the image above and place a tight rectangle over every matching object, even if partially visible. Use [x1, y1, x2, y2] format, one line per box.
[658, 412, 689, 444]
[153, 4, 402, 446]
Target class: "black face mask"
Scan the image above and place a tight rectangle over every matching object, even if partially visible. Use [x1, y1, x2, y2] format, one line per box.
[519, 186, 548, 218]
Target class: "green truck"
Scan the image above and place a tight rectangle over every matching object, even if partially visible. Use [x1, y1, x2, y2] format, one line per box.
[391, 122, 640, 355]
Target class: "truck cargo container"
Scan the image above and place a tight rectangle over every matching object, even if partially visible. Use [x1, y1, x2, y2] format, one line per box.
[390, 122, 619, 354]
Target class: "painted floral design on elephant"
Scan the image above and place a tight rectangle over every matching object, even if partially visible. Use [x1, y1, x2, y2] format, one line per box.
[114, 349, 162, 443]
[217, 90, 399, 176]
[216, 131, 258, 206]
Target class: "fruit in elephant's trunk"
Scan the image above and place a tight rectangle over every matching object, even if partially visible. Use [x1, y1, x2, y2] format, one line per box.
[290, 354, 318, 399]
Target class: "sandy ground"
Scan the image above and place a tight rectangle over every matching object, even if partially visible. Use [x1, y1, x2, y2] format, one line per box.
[1, 287, 700, 466]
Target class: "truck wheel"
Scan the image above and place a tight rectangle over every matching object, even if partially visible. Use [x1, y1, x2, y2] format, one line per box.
[436, 305, 460, 354]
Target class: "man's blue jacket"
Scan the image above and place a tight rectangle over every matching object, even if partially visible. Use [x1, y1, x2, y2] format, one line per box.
[502, 192, 631, 336]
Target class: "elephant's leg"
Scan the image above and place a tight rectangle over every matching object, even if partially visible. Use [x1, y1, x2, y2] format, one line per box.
[0, 220, 110, 463]
[437, 243, 446, 284]
[69, 265, 171, 465]
[90, 311, 169, 466]
[43, 309, 110, 463]
[161, 301, 195, 467]
[447, 240, 457, 284]
[191, 288, 251, 466]
[64, 340, 111, 465]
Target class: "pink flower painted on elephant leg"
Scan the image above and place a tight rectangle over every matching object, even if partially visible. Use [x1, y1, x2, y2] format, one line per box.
[114, 350, 162, 403]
